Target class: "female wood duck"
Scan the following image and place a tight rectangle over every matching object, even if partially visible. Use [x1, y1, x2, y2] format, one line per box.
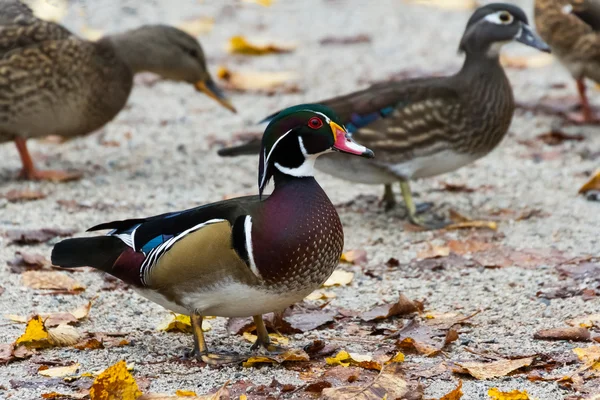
[218, 3, 550, 229]
[51, 104, 373, 364]
[535, 0, 600, 123]
[0, 0, 235, 182]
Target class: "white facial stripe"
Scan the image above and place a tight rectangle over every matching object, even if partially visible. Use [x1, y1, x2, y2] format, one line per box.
[298, 136, 308, 156]
[484, 10, 513, 25]
[260, 128, 293, 189]
[274, 155, 318, 178]
[244, 216, 261, 279]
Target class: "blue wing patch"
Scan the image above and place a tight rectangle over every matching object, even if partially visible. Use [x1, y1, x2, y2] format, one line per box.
[346, 106, 397, 133]
[141, 234, 175, 254]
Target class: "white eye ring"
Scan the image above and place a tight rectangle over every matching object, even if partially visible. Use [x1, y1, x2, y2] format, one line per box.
[485, 11, 514, 25]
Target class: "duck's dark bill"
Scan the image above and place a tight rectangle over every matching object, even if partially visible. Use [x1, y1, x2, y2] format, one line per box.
[516, 24, 551, 53]
[330, 121, 374, 158]
[195, 79, 237, 113]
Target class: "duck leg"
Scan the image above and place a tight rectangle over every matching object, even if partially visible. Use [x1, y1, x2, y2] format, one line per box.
[250, 315, 286, 354]
[189, 312, 243, 365]
[576, 78, 595, 122]
[400, 180, 447, 230]
[15, 137, 82, 182]
[382, 184, 396, 211]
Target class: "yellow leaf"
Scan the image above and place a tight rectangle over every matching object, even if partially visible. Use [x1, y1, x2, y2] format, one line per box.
[243, 331, 289, 346]
[157, 313, 211, 333]
[39, 363, 80, 378]
[242, 348, 309, 367]
[440, 380, 463, 400]
[326, 350, 351, 367]
[456, 357, 533, 380]
[579, 170, 600, 194]
[175, 390, 197, 397]
[90, 360, 142, 400]
[387, 352, 405, 364]
[488, 388, 530, 400]
[227, 36, 294, 55]
[177, 17, 214, 37]
[567, 314, 600, 329]
[217, 67, 298, 92]
[322, 270, 354, 287]
[239, 396, 248, 400]
[305, 289, 337, 301]
[325, 350, 383, 370]
[573, 346, 600, 370]
[15, 315, 51, 349]
[340, 249, 367, 264]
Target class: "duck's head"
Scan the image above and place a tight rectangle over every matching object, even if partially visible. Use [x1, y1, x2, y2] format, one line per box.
[459, 3, 551, 56]
[258, 104, 374, 197]
[110, 25, 236, 113]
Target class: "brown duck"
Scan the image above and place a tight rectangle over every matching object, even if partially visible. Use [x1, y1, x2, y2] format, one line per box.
[0, 0, 235, 181]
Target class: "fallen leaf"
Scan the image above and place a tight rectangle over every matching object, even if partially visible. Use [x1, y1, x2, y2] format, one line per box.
[47, 324, 82, 346]
[488, 388, 530, 400]
[534, 327, 591, 342]
[70, 301, 93, 320]
[455, 357, 533, 379]
[217, 67, 299, 93]
[395, 314, 470, 356]
[74, 338, 104, 350]
[326, 350, 385, 371]
[360, 294, 421, 321]
[243, 331, 289, 346]
[322, 364, 418, 399]
[227, 36, 294, 55]
[175, 390, 197, 397]
[573, 346, 600, 370]
[447, 240, 493, 255]
[39, 363, 80, 378]
[42, 393, 87, 399]
[156, 313, 211, 333]
[306, 290, 337, 301]
[417, 244, 450, 260]
[537, 130, 584, 146]
[440, 380, 463, 400]
[579, 171, 600, 194]
[5, 301, 92, 327]
[22, 271, 85, 291]
[323, 270, 354, 287]
[0, 343, 17, 363]
[444, 220, 497, 231]
[500, 52, 554, 69]
[8, 251, 50, 272]
[89, 360, 141, 400]
[305, 381, 333, 393]
[567, 314, 600, 329]
[319, 34, 371, 46]
[340, 249, 368, 265]
[386, 352, 405, 364]
[15, 315, 51, 349]
[283, 310, 337, 332]
[5, 227, 76, 245]
[2, 189, 46, 202]
[242, 348, 309, 367]
[177, 17, 214, 36]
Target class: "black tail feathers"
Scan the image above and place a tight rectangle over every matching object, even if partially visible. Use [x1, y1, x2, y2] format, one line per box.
[217, 138, 262, 157]
[51, 236, 127, 271]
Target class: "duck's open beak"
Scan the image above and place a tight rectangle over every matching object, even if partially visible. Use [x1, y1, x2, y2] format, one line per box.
[516, 23, 551, 53]
[195, 79, 237, 113]
[330, 121, 374, 158]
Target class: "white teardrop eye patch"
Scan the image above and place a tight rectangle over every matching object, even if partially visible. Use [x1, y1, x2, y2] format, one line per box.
[485, 10, 514, 25]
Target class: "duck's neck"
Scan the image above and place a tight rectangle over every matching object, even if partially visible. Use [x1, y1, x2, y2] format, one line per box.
[102, 29, 163, 74]
[456, 49, 507, 84]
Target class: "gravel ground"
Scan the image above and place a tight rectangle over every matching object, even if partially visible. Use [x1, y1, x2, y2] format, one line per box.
[0, 0, 599, 399]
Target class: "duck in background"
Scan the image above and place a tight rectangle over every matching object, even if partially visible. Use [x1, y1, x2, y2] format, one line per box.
[52, 104, 373, 364]
[218, 3, 550, 229]
[535, 0, 600, 123]
[0, 0, 235, 182]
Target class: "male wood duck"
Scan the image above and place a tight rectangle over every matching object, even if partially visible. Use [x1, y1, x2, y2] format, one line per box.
[0, 0, 235, 182]
[535, 0, 600, 122]
[218, 3, 550, 229]
[51, 104, 373, 364]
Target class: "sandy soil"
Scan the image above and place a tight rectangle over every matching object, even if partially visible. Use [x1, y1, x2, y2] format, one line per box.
[0, 0, 599, 399]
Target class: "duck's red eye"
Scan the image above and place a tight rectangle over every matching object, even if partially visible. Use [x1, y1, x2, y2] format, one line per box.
[308, 117, 323, 129]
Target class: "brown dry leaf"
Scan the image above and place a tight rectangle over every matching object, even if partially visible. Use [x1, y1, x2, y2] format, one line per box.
[139, 382, 228, 399]
[6, 300, 92, 327]
[15, 315, 51, 349]
[500, 52, 554, 69]
[455, 357, 533, 379]
[8, 251, 50, 272]
[242, 348, 309, 367]
[445, 220, 497, 231]
[177, 17, 214, 36]
[227, 36, 294, 55]
[417, 244, 450, 260]
[6, 227, 76, 245]
[47, 324, 82, 346]
[306, 289, 337, 301]
[42, 393, 87, 399]
[395, 313, 472, 356]
[340, 249, 368, 265]
[447, 240, 493, 255]
[22, 271, 85, 291]
[89, 360, 142, 400]
[567, 314, 600, 329]
[0, 343, 17, 363]
[3, 189, 46, 202]
[360, 294, 421, 321]
[156, 313, 211, 333]
[71, 301, 93, 320]
[534, 327, 591, 342]
[75, 338, 104, 350]
[282, 310, 337, 333]
[322, 270, 354, 287]
[39, 363, 80, 378]
[579, 171, 600, 194]
[573, 346, 600, 370]
[322, 364, 416, 399]
[488, 388, 530, 400]
[217, 67, 299, 93]
[537, 130, 584, 146]
[325, 350, 386, 371]
[439, 380, 463, 400]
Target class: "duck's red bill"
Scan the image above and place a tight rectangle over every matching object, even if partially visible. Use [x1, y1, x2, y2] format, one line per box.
[330, 121, 374, 158]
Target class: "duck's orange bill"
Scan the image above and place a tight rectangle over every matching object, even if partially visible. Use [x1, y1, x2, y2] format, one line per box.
[330, 121, 374, 158]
